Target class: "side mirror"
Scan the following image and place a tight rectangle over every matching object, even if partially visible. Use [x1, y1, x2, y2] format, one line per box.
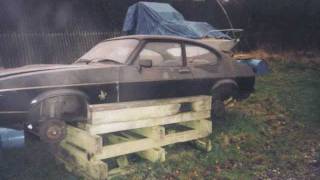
[139, 59, 152, 68]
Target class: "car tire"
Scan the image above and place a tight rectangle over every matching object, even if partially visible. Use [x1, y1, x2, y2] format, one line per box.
[211, 84, 238, 121]
[38, 119, 67, 144]
[211, 99, 226, 121]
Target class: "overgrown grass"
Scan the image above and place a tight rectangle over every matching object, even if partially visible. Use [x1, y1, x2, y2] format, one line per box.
[259, 61, 320, 125]
[126, 60, 320, 179]
[115, 60, 320, 179]
[1, 60, 319, 179]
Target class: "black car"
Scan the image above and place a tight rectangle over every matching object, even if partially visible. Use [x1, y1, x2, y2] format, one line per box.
[0, 35, 255, 142]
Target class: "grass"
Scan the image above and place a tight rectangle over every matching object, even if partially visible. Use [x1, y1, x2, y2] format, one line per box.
[112, 60, 320, 179]
[1, 60, 319, 179]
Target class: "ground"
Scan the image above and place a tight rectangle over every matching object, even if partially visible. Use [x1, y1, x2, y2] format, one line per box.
[0, 58, 319, 180]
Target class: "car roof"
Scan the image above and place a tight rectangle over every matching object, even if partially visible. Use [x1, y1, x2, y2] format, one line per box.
[107, 35, 206, 45]
[105, 35, 223, 56]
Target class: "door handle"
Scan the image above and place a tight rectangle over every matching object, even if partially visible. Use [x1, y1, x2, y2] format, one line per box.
[178, 68, 191, 73]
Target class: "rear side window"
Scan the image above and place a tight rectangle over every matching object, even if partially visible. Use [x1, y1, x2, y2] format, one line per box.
[136, 42, 183, 67]
[185, 44, 218, 65]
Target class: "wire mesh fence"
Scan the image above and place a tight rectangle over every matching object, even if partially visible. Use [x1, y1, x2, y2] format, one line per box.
[0, 32, 121, 68]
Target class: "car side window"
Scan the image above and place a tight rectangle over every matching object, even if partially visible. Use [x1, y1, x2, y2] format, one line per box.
[185, 44, 218, 65]
[136, 42, 183, 67]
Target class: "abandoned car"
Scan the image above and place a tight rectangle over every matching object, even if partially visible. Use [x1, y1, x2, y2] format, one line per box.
[0, 35, 255, 143]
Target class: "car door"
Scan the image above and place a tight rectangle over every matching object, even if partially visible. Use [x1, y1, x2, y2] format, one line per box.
[184, 43, 224, 95]
[119, 40, 193, 102]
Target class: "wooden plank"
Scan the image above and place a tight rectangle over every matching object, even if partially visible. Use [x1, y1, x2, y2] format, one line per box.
[94, 129, 210, 160]
[130, 127, 166, 162]
[89, 95, 210, 112]
[137, 147, 166, 162]
[104, 132, 164, 162]
[86, 110, 210, 135]
[116, 156, 129, 168]
[163, 128, 210, 145]
[130, 126, 165, 140]
[56, 141, 108, 180]
[57, 157, 108, 180]
[198, 119, 212, 134]
[65, 126, 103, 154]
[90, 104, 180, 125]
[192, 138, 212, 152]
[192, 98, 211, 111]
[180, 119, 212, 134]
[179, 120, 212, 152]
[105, 133, 130, 144]
[59, 141, 89, 162]
[108, 166, 136, 180]
[95, 138, 154, 160]
[54, 96, 213, 179]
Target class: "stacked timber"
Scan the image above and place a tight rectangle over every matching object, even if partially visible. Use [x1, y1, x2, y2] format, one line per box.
[54, 95, 213, 179]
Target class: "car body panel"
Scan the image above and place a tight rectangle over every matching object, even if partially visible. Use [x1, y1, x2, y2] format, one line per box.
[0, 35, 255, 128]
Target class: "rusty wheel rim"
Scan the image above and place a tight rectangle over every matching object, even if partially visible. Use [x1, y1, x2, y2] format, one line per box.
[46, 125, 63, 140]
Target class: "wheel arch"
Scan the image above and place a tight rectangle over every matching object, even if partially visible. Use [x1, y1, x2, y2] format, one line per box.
[28, 89, 89, 123]
[30, 89, 88, 105]
[211, 79, 239, 100]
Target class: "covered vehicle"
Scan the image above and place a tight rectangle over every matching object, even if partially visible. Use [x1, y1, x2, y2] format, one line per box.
[123, 2, 241, 51]
[0, 35, 255, 143]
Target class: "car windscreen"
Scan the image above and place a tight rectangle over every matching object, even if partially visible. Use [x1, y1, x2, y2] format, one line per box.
[76, 39, 139, 64]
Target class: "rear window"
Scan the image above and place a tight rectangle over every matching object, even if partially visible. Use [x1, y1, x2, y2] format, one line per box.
[185, 45, 218, 65]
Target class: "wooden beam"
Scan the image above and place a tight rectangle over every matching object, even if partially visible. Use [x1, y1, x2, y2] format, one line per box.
[54, 96, 213, 179]
[179, 120, 212, 152]
[89, 95, 210, 112]
[116, 156, 129, 168]
[180, 119, 212, 134]
[90, 104, 180, 125]
[108, 166, 136, 179]
[95, 128, 210, 160]
[192, 138, 212, 152]
[65, 126, 103, 154]
[86, 110, 210, 135]
[59, 141, 89, 162]
[192, 98, 211, 111]
[137, 147, 166, 162]
[56, 141, 108, 180]
[104, 132, 165, 162]
[130, 126, 165, 140]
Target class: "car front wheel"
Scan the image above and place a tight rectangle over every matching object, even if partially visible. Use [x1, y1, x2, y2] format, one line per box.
[211, 99, 226, 121]
[211, 84, 238, 122]
[38, 119, 67, 144]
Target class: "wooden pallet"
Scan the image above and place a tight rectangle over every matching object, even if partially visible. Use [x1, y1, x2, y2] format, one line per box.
[54, 96, 212, 180]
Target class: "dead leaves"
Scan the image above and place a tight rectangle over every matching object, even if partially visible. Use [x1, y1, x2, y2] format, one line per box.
[218, 132, 252, 149]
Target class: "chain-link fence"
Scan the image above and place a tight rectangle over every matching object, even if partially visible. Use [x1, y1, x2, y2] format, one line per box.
[0, 32, 121, 68]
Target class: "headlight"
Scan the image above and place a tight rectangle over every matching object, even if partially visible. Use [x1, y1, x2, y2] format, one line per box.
[31, 99, 38, 104]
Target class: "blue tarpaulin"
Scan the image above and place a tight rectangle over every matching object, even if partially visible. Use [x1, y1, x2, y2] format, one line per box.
[236, 59, 270, 76]
[0, 128, 24, 149]
[122, 2, 230, 39]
